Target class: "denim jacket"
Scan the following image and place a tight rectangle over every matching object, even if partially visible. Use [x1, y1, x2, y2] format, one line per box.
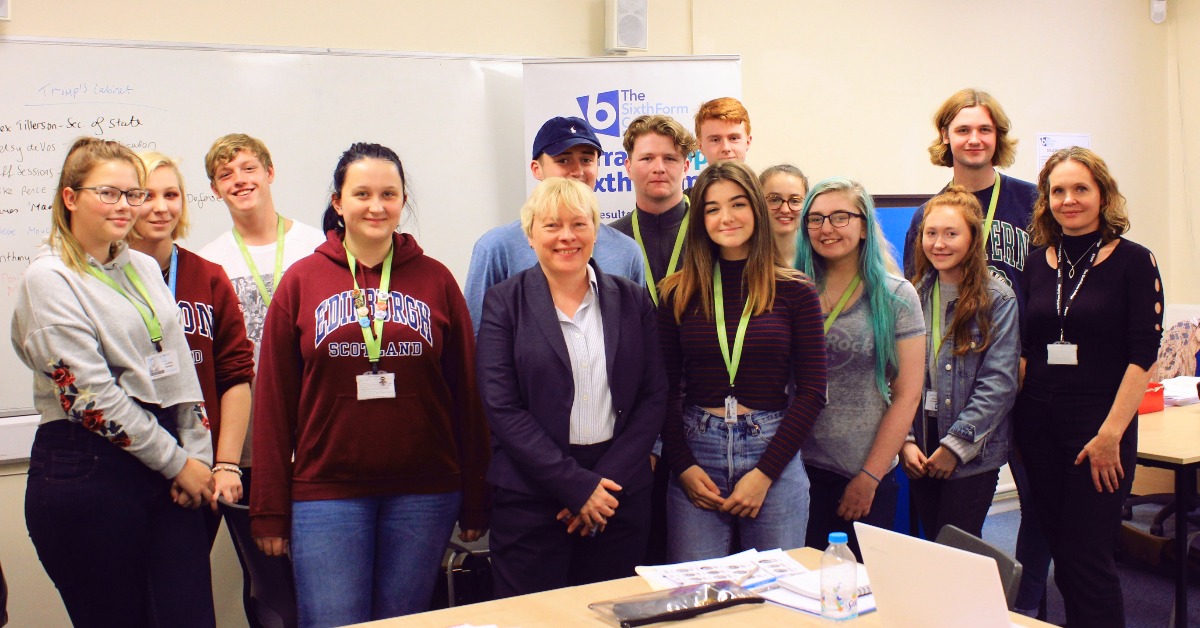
[913, 273, 1020, 478]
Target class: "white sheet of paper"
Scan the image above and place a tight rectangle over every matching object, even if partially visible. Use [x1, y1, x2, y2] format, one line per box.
[1036, 132, 1091, 171]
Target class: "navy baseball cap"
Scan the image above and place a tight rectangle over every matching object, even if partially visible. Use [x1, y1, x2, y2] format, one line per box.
[531, 116, 603, 160]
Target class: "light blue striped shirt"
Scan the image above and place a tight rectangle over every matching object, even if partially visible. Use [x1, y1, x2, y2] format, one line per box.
[556, 265, 616, 445]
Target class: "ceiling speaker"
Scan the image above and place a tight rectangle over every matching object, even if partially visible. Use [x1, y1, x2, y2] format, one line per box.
[606, 0, 648, 54]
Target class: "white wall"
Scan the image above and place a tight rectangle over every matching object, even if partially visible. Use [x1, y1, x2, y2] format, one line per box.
[2, 2, 1196, 625]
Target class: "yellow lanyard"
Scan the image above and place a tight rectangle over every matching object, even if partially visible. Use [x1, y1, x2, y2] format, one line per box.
[931, 279, 945, 359]
[86, 262, 165, 351]
[950, 172, 1001, 249]
[345, 243, 394, 373]
[232, 215, 286, 307]
[632, 196, 689, 306]
[713, 263, 752, 388]
[823, 275, 861, 334]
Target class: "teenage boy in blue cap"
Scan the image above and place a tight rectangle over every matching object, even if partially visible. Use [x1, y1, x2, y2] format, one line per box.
[464, 116, 644, 334]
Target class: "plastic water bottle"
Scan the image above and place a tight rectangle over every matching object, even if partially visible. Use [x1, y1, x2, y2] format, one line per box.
[820, 531, 858, 620]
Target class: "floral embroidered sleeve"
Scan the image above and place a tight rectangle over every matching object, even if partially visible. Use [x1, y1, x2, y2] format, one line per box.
[13, 265, 194, 479]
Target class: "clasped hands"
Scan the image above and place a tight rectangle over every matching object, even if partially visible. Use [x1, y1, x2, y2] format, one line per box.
[169, 457, 218, 510]
[900, 442, 958, 481]
[557, 478, 622, 536]
[678, 465, 772, 519]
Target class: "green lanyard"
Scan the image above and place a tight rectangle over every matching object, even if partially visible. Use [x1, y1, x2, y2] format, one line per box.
[87, 262, 164, 351]
[232, 215, 286, 307]
[632, 197, 689, 307]
[950, 172, 1001, 249]
[822, 274, 861, 334]
[713, 263, 752, 388]
[931, 278, 946, 359]
[344, 242, 394, 373]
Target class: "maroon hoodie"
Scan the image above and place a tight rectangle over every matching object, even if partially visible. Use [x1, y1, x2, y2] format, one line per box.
[250, 231, 490, 539]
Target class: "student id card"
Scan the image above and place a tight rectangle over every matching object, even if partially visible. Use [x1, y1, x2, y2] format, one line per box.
[725, 395, 738, 424]
[1047, 342, 1078, 366]
[146, 350, 181, 380]
[357, 372, 396, 400]
[924, 391, 939, 413]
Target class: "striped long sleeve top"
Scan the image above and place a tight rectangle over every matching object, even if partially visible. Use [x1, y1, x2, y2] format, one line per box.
[658, 257, 828, 479]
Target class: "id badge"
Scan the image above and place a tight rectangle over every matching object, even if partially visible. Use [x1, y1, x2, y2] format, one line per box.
[924, 390, 938, 413]
[724, 395, 738, 424]
[357, 371, 396, 400]
[146, 350, 181, 380]
[1047, 342, 1078, 366]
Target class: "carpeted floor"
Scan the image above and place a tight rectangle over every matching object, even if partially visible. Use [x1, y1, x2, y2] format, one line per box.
[981, 499, 1200, 627]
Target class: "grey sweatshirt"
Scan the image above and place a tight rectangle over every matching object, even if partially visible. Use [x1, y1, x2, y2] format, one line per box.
[11, 241, 212, 478]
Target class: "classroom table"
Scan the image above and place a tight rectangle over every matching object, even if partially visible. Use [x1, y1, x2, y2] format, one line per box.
[1136, 402, 1200, 628]
[354, 547, 1051, 627]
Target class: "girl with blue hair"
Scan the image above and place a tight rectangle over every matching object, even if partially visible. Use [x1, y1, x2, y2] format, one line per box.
[796, 177, 925, 558]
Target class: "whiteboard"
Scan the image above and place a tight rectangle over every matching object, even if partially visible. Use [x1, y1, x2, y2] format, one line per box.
[0, 37, 527, 423]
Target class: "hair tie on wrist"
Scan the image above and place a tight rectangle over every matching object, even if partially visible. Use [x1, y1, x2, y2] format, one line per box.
[861, 468, 882, 483]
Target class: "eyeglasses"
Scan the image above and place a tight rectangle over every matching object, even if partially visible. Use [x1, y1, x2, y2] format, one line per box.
[766, 195, 805, 211]
[805, 210, 864, 230]
[73, 186, 150, 206]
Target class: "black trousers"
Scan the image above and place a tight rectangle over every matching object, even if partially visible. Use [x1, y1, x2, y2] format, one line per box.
[490, 441, 651, 598]
[1015, 389, 1136, 628]
[910, 467, 1000, 540]
[805, 464, 900, 561]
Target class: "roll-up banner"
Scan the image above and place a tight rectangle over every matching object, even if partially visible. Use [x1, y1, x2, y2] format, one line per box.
[523, 56, 741, 222]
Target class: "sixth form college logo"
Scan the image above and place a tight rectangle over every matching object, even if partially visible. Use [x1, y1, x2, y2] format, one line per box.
[576, 90, 621, 137]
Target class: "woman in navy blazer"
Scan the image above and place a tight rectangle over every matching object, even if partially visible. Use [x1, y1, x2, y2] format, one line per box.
[477, 177, 667, 598]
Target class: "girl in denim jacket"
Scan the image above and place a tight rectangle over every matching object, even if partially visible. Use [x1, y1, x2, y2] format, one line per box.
[901, 186, 1020, 539]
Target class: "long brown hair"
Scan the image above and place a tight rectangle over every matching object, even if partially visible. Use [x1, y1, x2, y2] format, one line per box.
[1029, 147, 1128, 247]
[51, 138, 146, 273]
[927, 88, 1017, 169]
[659, 160, 801, 322]
[910, 186, 994, 355]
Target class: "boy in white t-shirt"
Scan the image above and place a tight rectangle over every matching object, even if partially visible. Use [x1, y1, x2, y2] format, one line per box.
[198, 133, 323, 628]
[199, 134, 326, 350]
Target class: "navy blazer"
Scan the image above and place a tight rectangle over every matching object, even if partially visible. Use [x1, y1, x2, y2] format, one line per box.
[476, 260, 667, 513]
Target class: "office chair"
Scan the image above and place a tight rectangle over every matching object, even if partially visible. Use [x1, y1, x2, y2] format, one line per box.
[934, 524, 1023, 611]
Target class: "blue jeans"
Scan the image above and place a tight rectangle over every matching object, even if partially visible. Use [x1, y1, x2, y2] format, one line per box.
[26, 419, 215, 628]
[667, 407, 810, 562]
[290, 492, 461, 628]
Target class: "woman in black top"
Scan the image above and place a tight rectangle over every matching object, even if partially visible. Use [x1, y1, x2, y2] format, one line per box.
[1015, 147, 1163, 628]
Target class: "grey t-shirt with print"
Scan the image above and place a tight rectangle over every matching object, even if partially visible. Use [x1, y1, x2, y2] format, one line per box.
[802, 274, 924, 479]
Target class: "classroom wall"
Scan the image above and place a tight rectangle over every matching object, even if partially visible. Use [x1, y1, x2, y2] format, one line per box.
[1166, 0, 1200, 307]
[1, 2, 1195, 626]
[1, 1, 1193, 301]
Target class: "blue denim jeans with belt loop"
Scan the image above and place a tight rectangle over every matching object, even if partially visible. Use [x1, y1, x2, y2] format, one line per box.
[666, 406, 810, 562]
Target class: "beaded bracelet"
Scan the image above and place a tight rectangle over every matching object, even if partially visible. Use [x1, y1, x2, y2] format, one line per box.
[211, 464, 243, 477]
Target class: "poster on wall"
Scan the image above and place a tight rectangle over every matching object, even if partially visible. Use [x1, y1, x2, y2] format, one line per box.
[523, 56, 741, 222]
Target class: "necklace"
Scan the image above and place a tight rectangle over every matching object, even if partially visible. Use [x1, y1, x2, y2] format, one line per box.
[822, 275, 859, 312]
[1062, 239, 1100, 279]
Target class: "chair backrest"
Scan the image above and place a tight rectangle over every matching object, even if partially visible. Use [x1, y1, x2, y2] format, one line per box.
[934, 525, 1023, 611]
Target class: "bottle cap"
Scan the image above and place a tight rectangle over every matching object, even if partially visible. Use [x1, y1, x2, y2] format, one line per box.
[828, 532, 849, 545]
